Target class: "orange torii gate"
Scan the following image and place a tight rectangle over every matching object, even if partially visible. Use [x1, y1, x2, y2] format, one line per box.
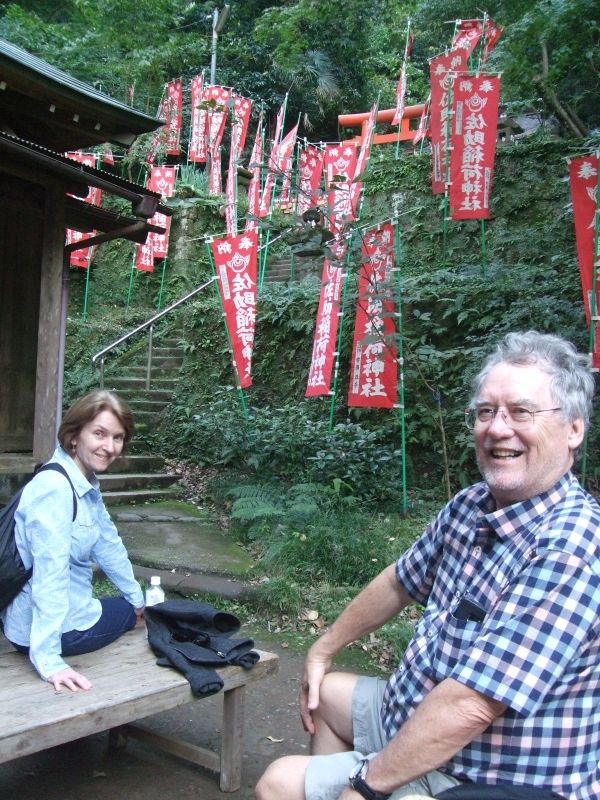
[338, 103, 426, 145]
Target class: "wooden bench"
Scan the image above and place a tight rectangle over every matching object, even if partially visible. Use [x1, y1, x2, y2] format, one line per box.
[0, 625, 279, 791]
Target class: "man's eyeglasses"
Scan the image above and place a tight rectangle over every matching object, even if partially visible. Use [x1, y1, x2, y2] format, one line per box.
[464, 405, 562, 430]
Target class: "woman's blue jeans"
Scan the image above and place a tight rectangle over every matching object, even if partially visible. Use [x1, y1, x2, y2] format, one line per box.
[10, 596, 137, 656]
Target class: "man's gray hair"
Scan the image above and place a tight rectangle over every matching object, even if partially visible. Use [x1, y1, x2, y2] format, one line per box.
[471, 331, 595, 430]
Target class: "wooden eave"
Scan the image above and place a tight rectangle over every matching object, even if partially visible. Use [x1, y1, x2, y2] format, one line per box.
[0, 131, 172, 222]
[0, 38, 164, 151]
[66, 197, 165, 244]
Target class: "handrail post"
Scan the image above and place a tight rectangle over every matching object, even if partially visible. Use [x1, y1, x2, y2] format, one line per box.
[99, 357, 105, 390]
[146, 324, 154, 391]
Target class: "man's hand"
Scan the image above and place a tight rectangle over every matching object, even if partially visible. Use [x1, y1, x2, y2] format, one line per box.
[47, 667, 92, 693]
[134, 606, 145, 625]
[299, 643, 333, 735]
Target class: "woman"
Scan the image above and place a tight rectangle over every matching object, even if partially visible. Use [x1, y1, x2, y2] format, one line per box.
[0, 390, 145, 693]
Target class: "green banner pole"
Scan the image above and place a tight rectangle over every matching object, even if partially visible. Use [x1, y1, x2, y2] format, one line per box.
[395, 19, 412, 161]
[327, 240, 352, 432]
[393, 221, 409, 515]
[205, 240, 249, 419]
[126, 253, 136, 310]
[442, 73, 454, 267]
[81, 250, 93, 321]
[157, 257, 168, 309]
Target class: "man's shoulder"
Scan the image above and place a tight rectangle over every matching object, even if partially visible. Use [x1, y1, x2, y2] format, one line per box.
[538, 475, 600, 565]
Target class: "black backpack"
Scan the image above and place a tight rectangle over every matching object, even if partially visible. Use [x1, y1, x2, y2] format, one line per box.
[0, 463, 77, 613]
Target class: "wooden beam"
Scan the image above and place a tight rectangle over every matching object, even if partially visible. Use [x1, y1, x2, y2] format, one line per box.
[34, 184, 65, 460]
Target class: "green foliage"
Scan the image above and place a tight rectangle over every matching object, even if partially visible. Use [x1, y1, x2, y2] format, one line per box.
[225, 475, 428, 586]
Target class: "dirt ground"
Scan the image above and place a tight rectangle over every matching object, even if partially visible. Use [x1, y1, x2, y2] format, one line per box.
[0, 635, 353, 800]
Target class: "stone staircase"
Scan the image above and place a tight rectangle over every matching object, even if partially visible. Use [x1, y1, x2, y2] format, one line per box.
[99, 336, 185, 505]
[264, 255, 322, 282]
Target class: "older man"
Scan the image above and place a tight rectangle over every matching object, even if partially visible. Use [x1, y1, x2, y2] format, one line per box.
[256, 331, 599, 800]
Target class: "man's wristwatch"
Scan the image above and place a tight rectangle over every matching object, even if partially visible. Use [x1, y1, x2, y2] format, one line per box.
[349, 759, 391, 800]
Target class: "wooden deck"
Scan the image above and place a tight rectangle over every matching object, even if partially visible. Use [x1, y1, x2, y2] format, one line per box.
[0, 626, 279, 791]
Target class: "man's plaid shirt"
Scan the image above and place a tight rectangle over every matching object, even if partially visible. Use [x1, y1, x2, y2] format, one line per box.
[382, 472, 600, 799]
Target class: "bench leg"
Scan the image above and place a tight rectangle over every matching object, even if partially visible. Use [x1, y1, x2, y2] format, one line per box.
[219, 684, 245, 792]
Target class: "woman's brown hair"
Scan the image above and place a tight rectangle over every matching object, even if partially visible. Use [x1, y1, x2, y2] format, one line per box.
[58, 390, 134, 453]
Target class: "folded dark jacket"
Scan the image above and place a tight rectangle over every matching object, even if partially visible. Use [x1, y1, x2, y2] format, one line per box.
[145, 600, 259, 697]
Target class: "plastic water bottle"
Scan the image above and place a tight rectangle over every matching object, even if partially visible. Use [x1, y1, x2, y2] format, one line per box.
[145, 575, 165, 606]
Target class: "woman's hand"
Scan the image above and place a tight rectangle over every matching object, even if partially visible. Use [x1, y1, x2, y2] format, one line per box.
[47, 667, 92, 692]
[134, 606, 145, 625]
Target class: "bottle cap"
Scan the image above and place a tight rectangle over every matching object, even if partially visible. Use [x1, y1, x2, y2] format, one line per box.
[150, 575, 161, 586]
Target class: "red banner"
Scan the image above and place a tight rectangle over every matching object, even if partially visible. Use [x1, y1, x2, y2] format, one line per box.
[569, 154, 599, 364]
[232, 95, 253, 159]
[349, 100, 378, 219]
[392, 30, 413, 126]
[212, 230, 259, 388]
[323, 143, 357, 233]
[451, 19, 484, 55]
[260, 123, 298, 216]
[65, 152, 100, 269]
[147, 166, 176, 259]
[189, 73, 206, 162]
[206, 85, 233, 194]
[429, 49, 469, 194]
[135, 239, 155, 273]
[305, 240, 347, 397]
[413, 93, 430, 147]
[348, 224, 397, 408]
[245, 121, 263, 232]
[482, 19, 503, 64]
[257, 102, 286, 217]
[297, 145, 324, 217]
[449, 73, 501, 220]
[146, 79, 183, 163]
[226, 121, 239, 236]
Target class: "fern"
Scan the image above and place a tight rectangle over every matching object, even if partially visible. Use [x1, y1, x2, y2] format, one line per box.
[230, 497, 283, 521]
[226, 483, 282, 503]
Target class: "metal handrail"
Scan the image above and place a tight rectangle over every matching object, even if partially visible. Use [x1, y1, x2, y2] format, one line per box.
[92, 276, 217, 389]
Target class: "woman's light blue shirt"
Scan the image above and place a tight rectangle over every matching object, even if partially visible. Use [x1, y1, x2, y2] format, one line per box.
[0, 446, 144, 679]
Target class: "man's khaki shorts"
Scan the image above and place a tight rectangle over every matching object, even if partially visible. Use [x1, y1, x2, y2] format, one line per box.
[304, 676, 461, 800]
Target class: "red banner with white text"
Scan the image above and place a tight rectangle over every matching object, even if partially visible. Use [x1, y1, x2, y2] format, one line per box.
[305, 240, 347, 397]
[148, 80, 183, 162]
[429, 49, 469, 194]
[324, 143, 357, 233]
[65, 151, 100, 268]
[451, 19, 484, 54]
[569, 154, 599, 365]
[189, 73, 206, 162]
[205, 85, 233, 194]
[212, 231, 259, 388]
[392, 31, 413, 126]
[245, 121, 264, 232]
[135, 239, 155, 272]
[482, 19, 503, 64]
[297, 145, 324, 217]
[449, 73, 501, 220]
[147, 165, 176, 258]
[349, 100, 378, 219]
[348, 224, 397, 408]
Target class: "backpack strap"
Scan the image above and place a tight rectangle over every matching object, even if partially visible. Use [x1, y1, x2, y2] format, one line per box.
[34, 463, 78, 522]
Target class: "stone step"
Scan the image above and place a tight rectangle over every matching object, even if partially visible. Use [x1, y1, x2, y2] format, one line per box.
[98, 472, 178, 491]
[127, 355, 184, 367]
[107, 454, 165, 473]
[128, 399, 171, 412]
[103, 487, 181, 506]
[106, 376, 178, 391]
[132, 410, 167, 426]
[124, 364, 182, 378]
